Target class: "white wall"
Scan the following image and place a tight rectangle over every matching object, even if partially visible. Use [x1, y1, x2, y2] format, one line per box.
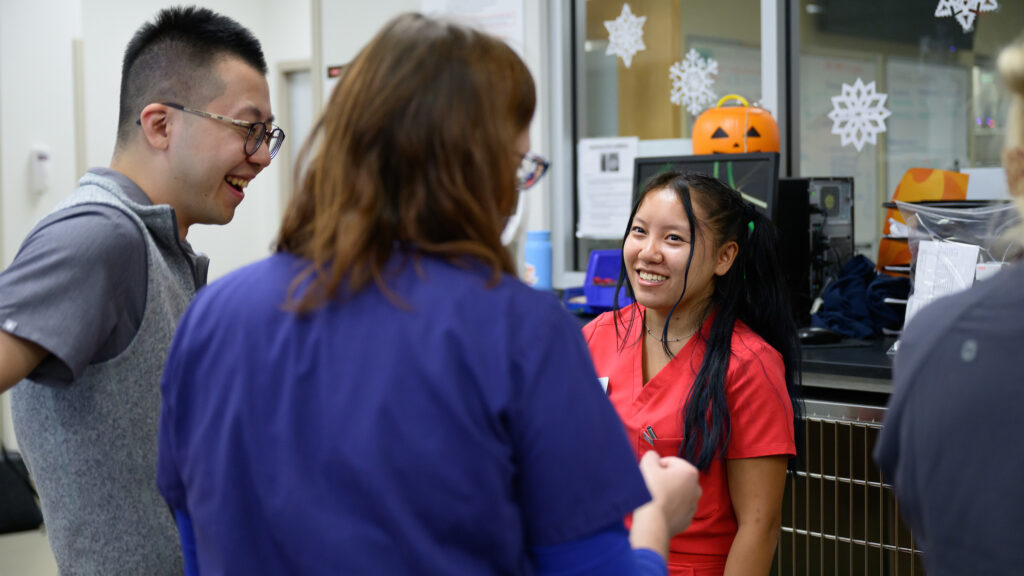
[0, 0, 83, 266]
[320, 0, 419, 100]
[0, 0, 83, 449]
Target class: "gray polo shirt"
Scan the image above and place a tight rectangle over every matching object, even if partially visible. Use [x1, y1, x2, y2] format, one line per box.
[0, 167, 206, 384]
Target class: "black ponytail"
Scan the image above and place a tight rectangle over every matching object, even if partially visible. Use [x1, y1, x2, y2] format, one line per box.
[615, 171, 803, 472]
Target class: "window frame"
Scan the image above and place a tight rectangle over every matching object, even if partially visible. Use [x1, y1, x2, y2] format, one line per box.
[547, 0, 788, 288]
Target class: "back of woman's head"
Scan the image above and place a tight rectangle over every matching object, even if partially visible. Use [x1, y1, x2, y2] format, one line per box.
[998, 35, 1024, 222]
[999, 35, 1024, 148]
[277, 13, 536, 311]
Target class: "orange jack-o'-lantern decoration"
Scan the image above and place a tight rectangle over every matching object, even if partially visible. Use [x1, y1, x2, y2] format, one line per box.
[692, 95, 780, 155]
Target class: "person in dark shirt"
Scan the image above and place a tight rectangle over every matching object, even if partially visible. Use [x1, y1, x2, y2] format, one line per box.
[875, 33, 1024, 576]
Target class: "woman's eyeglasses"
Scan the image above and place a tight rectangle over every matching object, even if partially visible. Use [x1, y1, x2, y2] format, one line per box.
[517, 152, 550, 191]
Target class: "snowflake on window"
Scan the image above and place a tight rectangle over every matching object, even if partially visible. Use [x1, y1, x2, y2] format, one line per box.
[935, 0, 998, 33]
[604, 3, 646, 69]
[669, 49, 718, 116]
[827, 78, 892, 152]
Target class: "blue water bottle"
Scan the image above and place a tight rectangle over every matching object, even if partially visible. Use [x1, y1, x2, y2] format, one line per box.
[524, 230, 552, 290]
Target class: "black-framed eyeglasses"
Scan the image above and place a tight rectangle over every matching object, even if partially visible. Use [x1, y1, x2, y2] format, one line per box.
[149, 102, 286, 159]
[517, 151, 550, 191]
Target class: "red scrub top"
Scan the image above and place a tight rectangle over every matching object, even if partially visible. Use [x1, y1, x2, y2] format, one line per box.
[583, 306, 795, 573]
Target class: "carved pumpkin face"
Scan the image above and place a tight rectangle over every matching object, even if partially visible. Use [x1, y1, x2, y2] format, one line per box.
[692, 95, 780, 155]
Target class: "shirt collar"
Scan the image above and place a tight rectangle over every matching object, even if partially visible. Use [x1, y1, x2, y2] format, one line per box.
[87, 167, 153, 206]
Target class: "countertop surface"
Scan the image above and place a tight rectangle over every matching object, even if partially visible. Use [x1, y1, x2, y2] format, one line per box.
[800, 337, 895, 381]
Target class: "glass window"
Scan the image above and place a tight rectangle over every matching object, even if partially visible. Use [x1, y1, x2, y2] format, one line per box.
[571, 0, 765, 271]
[796, 0, 1024, 257]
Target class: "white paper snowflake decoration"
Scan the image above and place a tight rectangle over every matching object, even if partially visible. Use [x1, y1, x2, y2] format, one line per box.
[935, 0, 998, 33]
[827, 78, 892, 152]
[669, 49, 718, 116]
[604, 3, 646, 68]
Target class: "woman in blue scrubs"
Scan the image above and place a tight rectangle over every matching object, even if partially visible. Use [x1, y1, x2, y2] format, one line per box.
[156, 12, 700, 576]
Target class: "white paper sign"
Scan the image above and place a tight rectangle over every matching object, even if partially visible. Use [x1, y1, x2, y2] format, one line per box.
[577, 137, 639, 239]
[904, 240, 979, 326]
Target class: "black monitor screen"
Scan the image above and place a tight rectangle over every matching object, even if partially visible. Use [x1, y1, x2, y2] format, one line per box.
[632, 152, 780, 219]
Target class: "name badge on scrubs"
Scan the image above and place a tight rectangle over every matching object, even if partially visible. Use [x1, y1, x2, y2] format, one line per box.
[597, 376, 609, 394]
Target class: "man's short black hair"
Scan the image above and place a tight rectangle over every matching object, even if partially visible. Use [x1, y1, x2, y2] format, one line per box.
[116, 5, 267, 147]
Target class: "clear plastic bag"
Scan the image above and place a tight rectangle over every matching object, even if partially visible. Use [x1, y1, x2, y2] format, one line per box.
[897, 201, 1022, 266]
[888, 201, 1022, 356]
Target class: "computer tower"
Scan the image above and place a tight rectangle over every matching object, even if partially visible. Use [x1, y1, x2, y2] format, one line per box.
[776, 177, 854, 326]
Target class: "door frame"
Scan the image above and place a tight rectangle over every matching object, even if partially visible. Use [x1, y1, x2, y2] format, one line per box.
[276, 59, 313, 211]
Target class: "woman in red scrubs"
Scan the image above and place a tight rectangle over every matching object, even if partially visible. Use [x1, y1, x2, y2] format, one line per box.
[584, 171, 801, 576]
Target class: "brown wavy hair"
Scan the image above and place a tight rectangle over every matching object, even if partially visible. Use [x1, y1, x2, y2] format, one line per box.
[276, 13, 536, 312]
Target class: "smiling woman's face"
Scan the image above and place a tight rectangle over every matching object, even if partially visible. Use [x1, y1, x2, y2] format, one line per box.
[623, 186, 730, 318]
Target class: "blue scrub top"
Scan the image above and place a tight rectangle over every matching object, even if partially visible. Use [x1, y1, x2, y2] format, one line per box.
[157, 251, 650, 575]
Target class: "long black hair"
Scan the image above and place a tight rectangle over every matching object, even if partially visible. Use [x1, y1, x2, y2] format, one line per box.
[613, 171, 802, 472]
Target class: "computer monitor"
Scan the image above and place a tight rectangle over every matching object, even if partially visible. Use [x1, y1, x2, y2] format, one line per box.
[631, 152, 780, 218]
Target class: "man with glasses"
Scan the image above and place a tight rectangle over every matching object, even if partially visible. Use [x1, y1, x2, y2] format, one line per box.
[0, 7, 280, 575]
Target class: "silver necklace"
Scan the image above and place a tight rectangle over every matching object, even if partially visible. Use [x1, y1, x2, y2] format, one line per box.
[644, 322, 692, 343]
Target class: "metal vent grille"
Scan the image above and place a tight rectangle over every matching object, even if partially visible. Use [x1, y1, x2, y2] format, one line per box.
[773, 400, 925, 575]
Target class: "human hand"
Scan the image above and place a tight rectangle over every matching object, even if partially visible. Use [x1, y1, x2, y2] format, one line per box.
[637, 450, 701, 537]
